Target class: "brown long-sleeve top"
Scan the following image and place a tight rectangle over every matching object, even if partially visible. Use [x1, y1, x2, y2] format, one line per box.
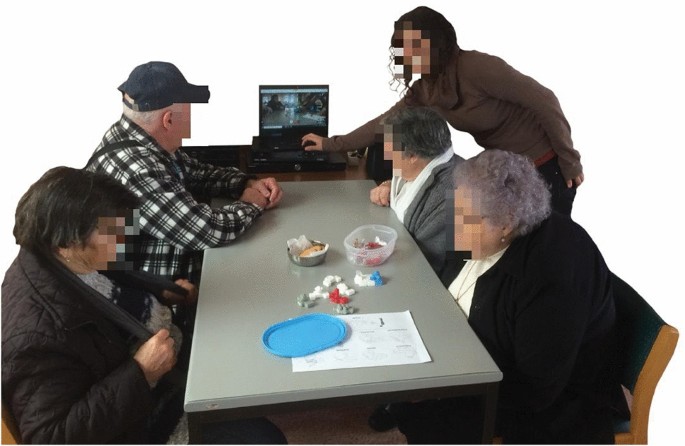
[323, 50, 582, 181]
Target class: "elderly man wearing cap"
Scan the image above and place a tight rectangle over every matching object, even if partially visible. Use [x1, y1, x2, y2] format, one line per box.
[86, 61, 283, 284]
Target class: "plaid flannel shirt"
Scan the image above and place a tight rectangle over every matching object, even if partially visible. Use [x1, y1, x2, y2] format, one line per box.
[85, 115, 263, 281]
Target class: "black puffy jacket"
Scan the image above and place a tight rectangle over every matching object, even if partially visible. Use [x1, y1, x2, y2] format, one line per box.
[2, 248, 156, 444]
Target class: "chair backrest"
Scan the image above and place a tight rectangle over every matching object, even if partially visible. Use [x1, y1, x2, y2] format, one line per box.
[611, 272, 679, 444]
[364, 142, 393, 184]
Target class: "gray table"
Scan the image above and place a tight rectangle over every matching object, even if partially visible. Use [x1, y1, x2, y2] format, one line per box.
[185, 180, 502, 443]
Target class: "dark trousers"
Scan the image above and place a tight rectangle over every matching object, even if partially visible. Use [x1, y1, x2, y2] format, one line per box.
[148, 379, 286, 444]
[392, 397, 615, 445]
[536, 156, 577, 216]
[392, 397, 484, 444]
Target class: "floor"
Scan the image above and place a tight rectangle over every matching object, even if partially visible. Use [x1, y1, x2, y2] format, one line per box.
[269, 405, 406, 444]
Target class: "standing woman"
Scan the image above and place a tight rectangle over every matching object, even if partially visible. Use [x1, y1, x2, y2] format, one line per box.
[302, 6, 582, 215]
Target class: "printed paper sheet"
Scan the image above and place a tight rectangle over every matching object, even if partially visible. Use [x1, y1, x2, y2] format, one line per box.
[292, 311, 432, 372]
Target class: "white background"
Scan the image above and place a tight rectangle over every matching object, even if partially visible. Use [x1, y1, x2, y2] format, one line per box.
[1, 1, 682, 443]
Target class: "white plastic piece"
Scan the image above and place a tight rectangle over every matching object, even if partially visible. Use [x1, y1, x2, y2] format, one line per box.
[354, 270, 375, 287]
[323, 275, 342, 287]
[308, 285, 329, 300]
[337, 283, 356, 297]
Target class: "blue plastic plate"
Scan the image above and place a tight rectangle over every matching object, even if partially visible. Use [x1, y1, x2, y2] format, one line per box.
[262, 313, 347, 357]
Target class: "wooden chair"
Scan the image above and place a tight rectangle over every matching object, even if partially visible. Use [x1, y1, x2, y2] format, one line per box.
[1, 400, 20, 444]
[611, 272, 679, 444]
[494, 273, 678, 445]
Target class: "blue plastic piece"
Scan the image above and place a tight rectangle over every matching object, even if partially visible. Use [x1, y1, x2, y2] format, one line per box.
[370, 270, 383, 286]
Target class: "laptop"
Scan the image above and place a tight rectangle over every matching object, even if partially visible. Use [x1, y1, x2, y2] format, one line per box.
[256, 85, 329, 151]
[249, 84, 346, 172]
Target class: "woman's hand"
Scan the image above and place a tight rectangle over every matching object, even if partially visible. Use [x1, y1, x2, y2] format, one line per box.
[160, 278, 198, 305]
[175, 278, 198, 305]
[566, 172, 584, 188]
[370, 182, 391, 207]
[301, 133, 324, 151]
[133, 329, 177, 386]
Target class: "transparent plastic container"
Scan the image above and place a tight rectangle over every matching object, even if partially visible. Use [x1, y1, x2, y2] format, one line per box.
[343, 224, 397, 266]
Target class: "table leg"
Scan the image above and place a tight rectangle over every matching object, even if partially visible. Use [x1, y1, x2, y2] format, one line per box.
[187, 413, 203, 444]
[480, 382, 499, 443]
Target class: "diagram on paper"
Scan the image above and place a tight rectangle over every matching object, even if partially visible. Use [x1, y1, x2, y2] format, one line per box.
[292, 311, 432, 372]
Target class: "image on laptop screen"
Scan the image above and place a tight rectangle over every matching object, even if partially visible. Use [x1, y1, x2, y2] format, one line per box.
[259, 85, 329, 149]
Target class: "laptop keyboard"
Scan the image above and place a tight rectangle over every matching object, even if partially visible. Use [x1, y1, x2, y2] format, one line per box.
[269, 140, 302, 151]
[258, 136, 305, 151]
[252, 151, 326, 162]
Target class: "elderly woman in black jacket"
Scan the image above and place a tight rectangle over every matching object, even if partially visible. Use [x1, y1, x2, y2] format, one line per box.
[388, 150, 628, 444]
[1, 167, 285, 444]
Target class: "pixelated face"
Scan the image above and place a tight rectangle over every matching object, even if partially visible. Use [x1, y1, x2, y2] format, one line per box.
[392, 23, 432, 79]
[450, 187, 501, 259]
[170, 103, 192, 146]
[89, 210, 140, 270]
[382, 124, 398, 157]
[381, 124, 426, 180]
[381, 124, 409, 177]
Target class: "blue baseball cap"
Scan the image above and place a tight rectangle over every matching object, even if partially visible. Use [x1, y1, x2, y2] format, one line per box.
[118, 61, 210, 111]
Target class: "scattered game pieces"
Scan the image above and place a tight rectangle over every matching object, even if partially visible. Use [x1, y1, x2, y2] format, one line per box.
[328, 288, 350, 305]
[335, 303, 355, 314]
[369, 271, 383, 286]
[351, 237, 387, 250]
[308, 285, 329, 300]
[296, 293, 315, 308]
[328, 288, 340, 301]
[295, 273, 368, 314]
[323, 275, 343, 287]
[336, 283, 355, 297]
[354, 270, 384, 287]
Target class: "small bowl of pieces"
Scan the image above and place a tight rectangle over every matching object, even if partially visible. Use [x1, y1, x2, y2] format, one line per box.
[343, 224, 397, 267]
[287, 235, 329, 267]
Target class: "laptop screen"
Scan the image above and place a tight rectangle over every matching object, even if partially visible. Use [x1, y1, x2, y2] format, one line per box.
[259, 85, 329, 139]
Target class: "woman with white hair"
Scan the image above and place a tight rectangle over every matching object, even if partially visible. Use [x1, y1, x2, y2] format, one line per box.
[388, 150, 628, 443]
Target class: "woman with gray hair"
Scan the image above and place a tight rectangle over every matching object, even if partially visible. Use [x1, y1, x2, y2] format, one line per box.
[384, 150, 628, 443]
[369, 106, 463, 272]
